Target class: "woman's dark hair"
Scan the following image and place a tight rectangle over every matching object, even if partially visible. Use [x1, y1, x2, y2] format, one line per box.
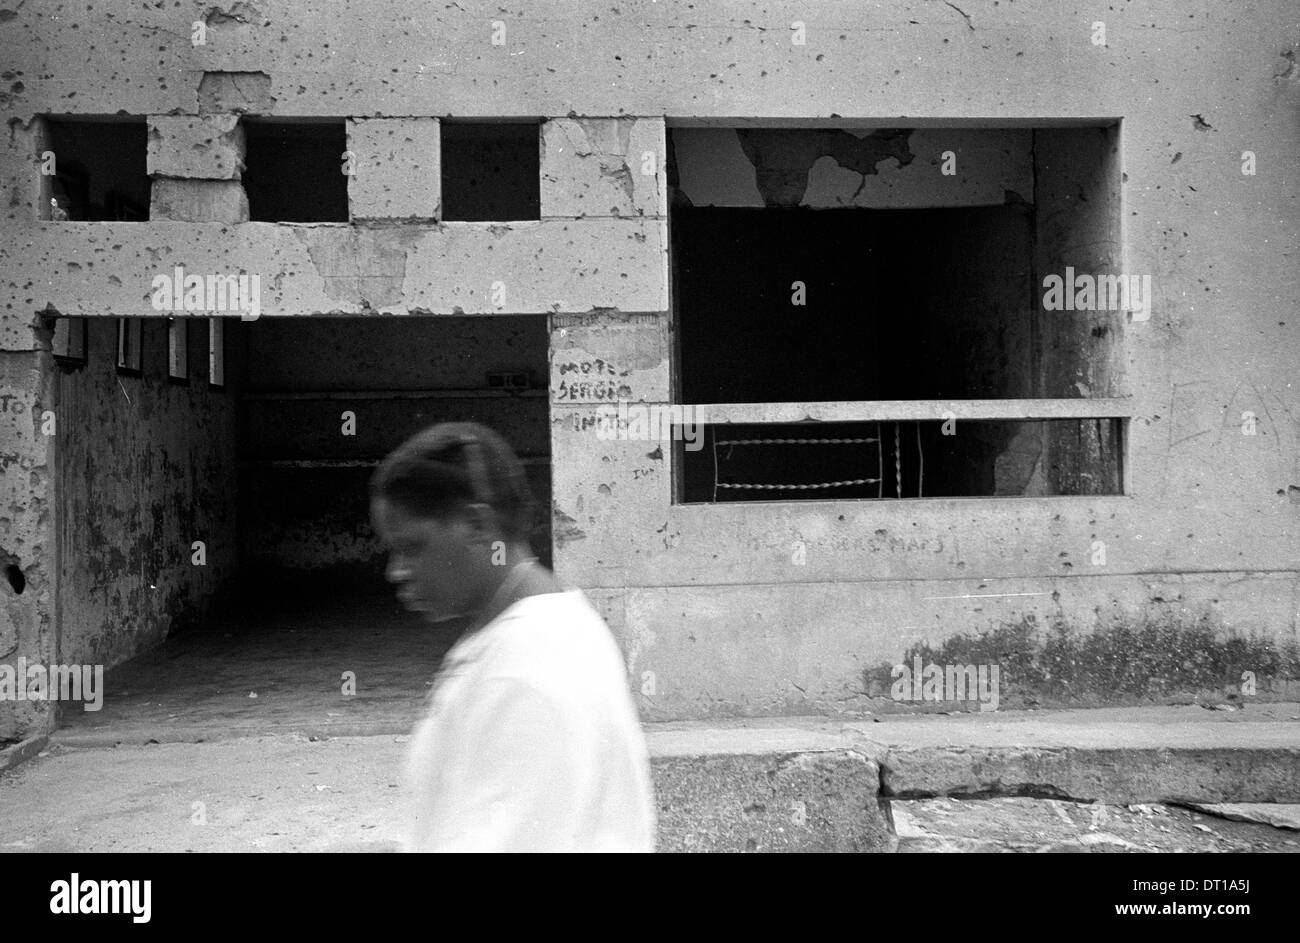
[370, 422, 535, 541]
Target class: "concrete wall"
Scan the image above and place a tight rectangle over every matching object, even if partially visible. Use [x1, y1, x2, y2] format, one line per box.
[55, 317, 242, 668]
[0, 315, 57, 742]
[1, 1, 1298, 735]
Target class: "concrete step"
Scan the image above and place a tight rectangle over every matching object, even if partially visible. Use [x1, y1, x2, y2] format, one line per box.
[645, 704, 1300, 851]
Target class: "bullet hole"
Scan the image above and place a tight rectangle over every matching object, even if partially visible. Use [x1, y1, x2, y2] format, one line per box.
[5, 563, 24, 594]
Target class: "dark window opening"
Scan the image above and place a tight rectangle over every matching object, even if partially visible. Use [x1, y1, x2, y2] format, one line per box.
[43, 117, 149, 220]
[673, 205, 1035, 404]
[678, 419, 1124, 502]
[243, 119, 349, 222]
[441, 121, 540, 221]
[668, 124, 1124, 501]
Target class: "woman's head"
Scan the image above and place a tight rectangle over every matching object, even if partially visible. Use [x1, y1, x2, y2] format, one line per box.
[369, 422, 535, 622]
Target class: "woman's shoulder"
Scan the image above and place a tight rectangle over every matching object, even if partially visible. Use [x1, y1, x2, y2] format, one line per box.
[484, 590, 625, 679]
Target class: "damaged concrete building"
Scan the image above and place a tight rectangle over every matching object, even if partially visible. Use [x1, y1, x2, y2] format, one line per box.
[2, 0, 1300, 753]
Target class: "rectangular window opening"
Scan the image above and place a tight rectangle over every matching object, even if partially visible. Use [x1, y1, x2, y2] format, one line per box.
[440, 120, 540, 221]
[677, 419, 1124, 502]
[209, 318, 226, 389]
[42, 116, 149, 221]
[168, 318, 189, 382]
[116, 318, 143, 375]
[242, 119, 349, 222]
[668, 124, 1127, 501]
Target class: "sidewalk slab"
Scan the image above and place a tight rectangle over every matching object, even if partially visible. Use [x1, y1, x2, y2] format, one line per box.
[645, 703, 1300, 804]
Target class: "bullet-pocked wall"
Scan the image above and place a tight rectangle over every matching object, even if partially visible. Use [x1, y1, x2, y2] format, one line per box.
[54, 317, 243, 669]
[1, 1, 1298, 737]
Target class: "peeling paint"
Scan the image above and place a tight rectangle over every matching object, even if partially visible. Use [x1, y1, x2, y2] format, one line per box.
[552, 505, 587, 546]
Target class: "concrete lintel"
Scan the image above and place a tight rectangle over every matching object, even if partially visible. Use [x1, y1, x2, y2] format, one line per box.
[1, 219, 667, 316]
[691, 398, 1134, 423]
[667, 117, 1123, 130]
[150, 179, 249, 222]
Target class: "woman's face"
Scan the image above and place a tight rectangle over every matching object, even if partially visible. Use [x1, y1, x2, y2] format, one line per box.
[371, 496, 489, 623]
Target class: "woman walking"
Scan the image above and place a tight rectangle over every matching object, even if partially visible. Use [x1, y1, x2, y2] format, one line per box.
[370, 422, 655, 852]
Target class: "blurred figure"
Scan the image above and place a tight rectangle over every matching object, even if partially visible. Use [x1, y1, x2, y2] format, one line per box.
[370, 422, 654, 852]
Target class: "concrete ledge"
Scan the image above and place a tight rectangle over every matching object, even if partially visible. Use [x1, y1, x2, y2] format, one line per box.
[647, 706, 1300, 805]
[0, 735, 48, 775]
[652, 751, 895, 853]
[882, 746, 1300, 803]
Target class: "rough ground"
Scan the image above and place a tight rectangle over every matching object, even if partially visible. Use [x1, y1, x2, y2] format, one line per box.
[895, 797, 1300, 853]
[2, 734, 1297, 852]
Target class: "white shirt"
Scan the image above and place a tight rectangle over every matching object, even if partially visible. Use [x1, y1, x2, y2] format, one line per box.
[404, 589, 655, 852]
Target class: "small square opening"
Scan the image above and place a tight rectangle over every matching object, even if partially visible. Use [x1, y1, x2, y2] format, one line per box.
[440, 121, 540, 221]
[243, 119, 349, 222]
[43, 117, 149, 220]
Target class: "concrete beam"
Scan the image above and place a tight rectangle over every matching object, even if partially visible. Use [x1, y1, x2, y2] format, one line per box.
[346, 118, 441, 221]
[0, 1, 1238, 119]
[150, 179, 249, 222]
[0, 219, 667, 316]
[689, 398, 1134, 422]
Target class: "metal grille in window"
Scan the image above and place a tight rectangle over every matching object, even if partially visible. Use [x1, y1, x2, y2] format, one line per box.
[709, 422, 930, 500]
[711, 425, 883, 500]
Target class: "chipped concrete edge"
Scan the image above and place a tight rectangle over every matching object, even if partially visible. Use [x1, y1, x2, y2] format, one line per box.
[0, 734, 49, 775]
